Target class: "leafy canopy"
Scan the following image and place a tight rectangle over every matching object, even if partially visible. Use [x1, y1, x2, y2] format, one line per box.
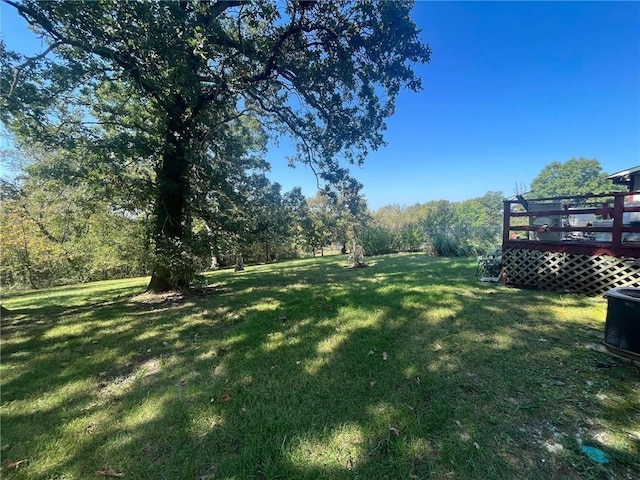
[1, 0, 431, 289]
[529, 158, 620, 198]
[2, 0, 430, 180]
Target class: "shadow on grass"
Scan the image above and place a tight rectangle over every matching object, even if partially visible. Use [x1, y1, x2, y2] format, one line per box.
[1, 254, 638, 479]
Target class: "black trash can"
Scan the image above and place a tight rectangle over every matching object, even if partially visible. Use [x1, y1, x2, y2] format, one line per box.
[603, 287, 640, 360]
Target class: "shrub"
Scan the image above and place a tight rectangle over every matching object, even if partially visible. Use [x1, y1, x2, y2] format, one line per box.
[360, 225, 396, 255]
[426, 225, 500, 257]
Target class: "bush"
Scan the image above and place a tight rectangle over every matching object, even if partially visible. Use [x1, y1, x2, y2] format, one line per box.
[360, 226, 396, 256]
[426, 225, 500, 257]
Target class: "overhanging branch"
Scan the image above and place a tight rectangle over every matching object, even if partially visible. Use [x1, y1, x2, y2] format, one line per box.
[8, 41, 63, 96]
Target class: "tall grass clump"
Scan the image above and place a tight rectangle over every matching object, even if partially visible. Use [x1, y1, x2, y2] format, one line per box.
[426, 225, 501, 256]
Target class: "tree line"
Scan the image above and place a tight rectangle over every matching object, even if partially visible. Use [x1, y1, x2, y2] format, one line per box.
[0, 145, 505, 290]
[1, 150, 620, 289]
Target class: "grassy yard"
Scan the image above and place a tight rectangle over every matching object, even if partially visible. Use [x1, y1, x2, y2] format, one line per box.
[1, 253, 639, 479]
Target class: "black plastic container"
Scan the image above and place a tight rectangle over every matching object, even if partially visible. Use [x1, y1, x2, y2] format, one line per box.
[603, 287, 640, 360]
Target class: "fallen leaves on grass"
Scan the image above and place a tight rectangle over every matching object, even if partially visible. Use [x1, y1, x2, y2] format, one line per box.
[389, 426, 400, 436]
[220, 392, 232, 402]
[96, 467, 125, 477]
[346, 456, 354, 470]
[197, 463, 218, 479]
[1, 459, 28, 472]
[382, 351, 389, 361]
[454, 420, 471, 442]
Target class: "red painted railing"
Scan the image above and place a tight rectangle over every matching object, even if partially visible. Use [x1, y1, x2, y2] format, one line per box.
[502, 192, 640, 257]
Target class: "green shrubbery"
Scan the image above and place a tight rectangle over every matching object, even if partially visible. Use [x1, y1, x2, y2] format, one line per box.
[426, 225, 501, 257]
[360, 193, 504, 258]
[360, 225, 397, 256]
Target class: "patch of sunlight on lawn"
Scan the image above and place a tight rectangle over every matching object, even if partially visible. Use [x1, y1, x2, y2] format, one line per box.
[190, 412, 225, 440]
[133, 329, 163, 343]
[26, 449, 77, 480]
[121, 394, 170, 429]
[407, 436, 438, 460]
[288, 423, 365, 471]
[248, 299, 282, 312]
[428, 352, 462, 373]
[278, 282, 310, 291]
[6, 379, 93, 416]
[366, 402, 401, 424]
[423, 307, 458, 324]
[403, 365, 421, 379]
[490, 332, 516, 350]
[4, 277, 148, 309]
[40, 321, 97, 340]
[316, 332, 349, 355]
[263, 331, 302, 352]
[400, 294, 430, 308]
[340, 305, 383, 324]
[303, 308, 383, 374]
[302, 356, 331, 375]
[224, 333, 249, 348]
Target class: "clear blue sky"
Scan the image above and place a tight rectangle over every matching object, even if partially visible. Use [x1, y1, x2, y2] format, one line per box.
[2, 1, 639, 210]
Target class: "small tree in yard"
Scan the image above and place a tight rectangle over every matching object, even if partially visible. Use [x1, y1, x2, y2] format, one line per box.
[2, 0, 430, 291]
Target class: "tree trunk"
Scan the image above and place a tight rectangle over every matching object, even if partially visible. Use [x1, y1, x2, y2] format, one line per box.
[146, 107, 193, 293]
[19, 219, 38, 289]
[203, 223, 219, 270]
[234, 257, 244, 271]
[147, 272, 174, 292]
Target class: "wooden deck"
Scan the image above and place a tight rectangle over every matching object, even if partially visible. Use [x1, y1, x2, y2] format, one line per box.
[503, 192, 640, 257]
[501, 192, 640, 295]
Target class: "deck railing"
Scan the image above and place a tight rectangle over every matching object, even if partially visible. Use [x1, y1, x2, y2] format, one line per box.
[502, 192, 640, 257]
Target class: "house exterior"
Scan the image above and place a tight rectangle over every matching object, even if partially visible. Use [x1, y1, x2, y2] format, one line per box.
[501, 166, 640, 295]
[608, 165, 640, 202]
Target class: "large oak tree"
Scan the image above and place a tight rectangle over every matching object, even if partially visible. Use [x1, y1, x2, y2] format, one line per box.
[1, 0, 430, 291]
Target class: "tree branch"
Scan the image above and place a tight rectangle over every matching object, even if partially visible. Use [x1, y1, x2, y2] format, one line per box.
[9, 41, 63, 96]
[3, 0, 166, 107]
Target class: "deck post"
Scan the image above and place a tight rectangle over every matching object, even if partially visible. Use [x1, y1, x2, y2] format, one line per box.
[502, 200, 512, 246]
[612, 195, 625, 249]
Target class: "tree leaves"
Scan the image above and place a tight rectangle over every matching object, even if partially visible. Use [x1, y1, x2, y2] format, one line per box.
[529, 158, 623, 198]
[2, 0, 430, 289]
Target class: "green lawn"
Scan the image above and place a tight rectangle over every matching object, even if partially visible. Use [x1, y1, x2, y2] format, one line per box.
[1, 253, 638, 479]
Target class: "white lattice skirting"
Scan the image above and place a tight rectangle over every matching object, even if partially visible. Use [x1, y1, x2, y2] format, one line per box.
[503, 249, 640, 296]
